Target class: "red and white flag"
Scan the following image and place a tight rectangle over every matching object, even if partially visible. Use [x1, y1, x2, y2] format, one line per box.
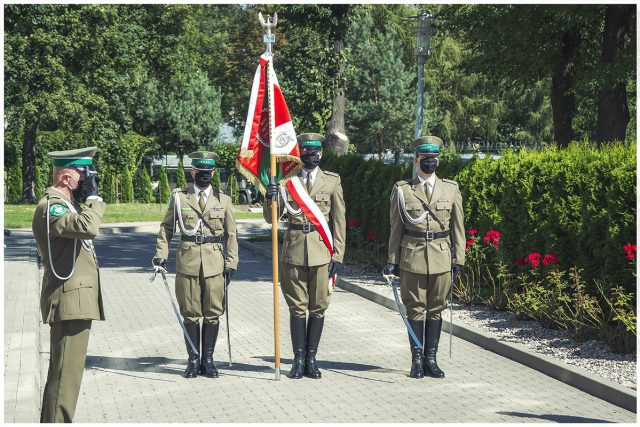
[236, 53, 301, 192]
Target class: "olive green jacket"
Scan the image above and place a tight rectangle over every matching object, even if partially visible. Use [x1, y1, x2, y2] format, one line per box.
[387, 175, 465, 275]
[154, 185, 238, 277]
[263, 168, 346, 267]
[32, 187, 106, 324]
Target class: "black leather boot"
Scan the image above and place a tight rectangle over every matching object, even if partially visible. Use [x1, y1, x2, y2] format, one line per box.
[200, 322, 220, 378]
[289, 316, 306, 379]
[304, 316, 324, 379]
[184, 323, 200, 378]
[424, 319, 445, 378]
[408, 319, 425, 379]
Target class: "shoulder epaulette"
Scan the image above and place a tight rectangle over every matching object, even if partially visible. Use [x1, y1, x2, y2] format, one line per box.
[394, 179, 412, 187]
[324, 171, 340, 178]
[172, 187, 186, 194]
[441, 178, 459, 186]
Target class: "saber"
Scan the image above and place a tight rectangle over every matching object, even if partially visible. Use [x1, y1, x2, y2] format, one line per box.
[150, 271, 199, 357]
[384, 274, 423, 351]
[224, 271, 232, 367]
[449, 277, 453, 357]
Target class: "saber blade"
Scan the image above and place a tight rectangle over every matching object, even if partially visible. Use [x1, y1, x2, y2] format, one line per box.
[154, 271, 199, 356]
[385, 275, 423, 351]
[225, 273, 232, 367]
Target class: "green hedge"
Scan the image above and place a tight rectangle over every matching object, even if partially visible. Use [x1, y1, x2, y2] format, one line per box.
[321, 141, 636, 292]
[457, 141, 636, 292]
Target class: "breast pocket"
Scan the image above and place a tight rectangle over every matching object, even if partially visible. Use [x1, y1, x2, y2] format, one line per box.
[181, 211, 197, 228]
[405, 203, 424, 219]
[314, 193, 331, 217]
[208, 209, 225, 230]
[436, 202, 452, 222]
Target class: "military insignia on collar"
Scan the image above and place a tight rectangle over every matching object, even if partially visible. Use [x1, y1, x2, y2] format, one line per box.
[181, 207, 193, 211]
[49, 204, 68, 217]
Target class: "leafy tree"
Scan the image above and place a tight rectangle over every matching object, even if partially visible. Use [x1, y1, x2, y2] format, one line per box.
[214, 142, 240, 175]
[136, 72, 223, 156]
[5, 164, 23, 203]
[345, 14, 415, 159]
[212, 169, 222, 190]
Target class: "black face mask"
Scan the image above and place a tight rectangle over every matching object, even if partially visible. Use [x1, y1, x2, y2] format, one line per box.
[195, 171, 213, 187]
[71, 179, 85, 200]
[301, 153, 321, 170]
[419, 157, 439, 174]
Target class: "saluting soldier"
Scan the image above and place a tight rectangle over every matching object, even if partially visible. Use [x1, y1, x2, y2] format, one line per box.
[384, 136, 465, 379]
[152, 151, 238, 379]
[264, 133, 346, 379]
[32, 147, 105, 422]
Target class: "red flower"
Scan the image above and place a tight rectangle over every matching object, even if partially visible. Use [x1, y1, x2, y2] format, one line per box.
[465, 239, 475, 250]
[526, 252, 542, 262]
[469, 229, 478, 236]
[623, 243, 636, 261]
[515, 257, 527, 266]
[483, 229, 501, 248]
[542, 254, 559, 266]
[367, 230, 380, 241]
[347, 219, 359, 228]
[530, 259, 540, 268]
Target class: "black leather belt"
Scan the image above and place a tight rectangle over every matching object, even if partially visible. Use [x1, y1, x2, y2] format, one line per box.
[288, 223, 317, 233]
[405, 229, 449, 240]
[181, 235, 223, 244]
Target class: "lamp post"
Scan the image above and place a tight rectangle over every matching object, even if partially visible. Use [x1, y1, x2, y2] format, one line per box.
[402, 11, 437, 139]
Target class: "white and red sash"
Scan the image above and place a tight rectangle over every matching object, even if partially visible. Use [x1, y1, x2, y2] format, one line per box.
[285, 177, 337, 288]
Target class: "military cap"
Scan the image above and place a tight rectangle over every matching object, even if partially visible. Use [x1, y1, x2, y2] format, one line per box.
[48, 146, 98, 167]
[411, 136, 443, 154]
[188, 151, 220, 171]
[297, 133, 324, 149]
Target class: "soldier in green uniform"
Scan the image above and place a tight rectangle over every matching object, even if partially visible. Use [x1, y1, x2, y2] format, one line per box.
[152, 151, 238, 379]
[384, 136, 465, 379]
[264, 133, 346, 379]
[32, 147, 105, 422]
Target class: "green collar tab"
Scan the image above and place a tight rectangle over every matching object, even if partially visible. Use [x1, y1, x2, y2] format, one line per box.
[415, 143, 440, 154]
[52, 158, 94, 167]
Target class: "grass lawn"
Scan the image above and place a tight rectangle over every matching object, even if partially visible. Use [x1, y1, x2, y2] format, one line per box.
[4, 203, 263, 228]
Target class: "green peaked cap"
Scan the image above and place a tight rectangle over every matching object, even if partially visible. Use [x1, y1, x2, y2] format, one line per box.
[48, 146, 98, 167]
[188, 151, 220, 171]
[297, 133, 324, 148]
[411, 136, 443, 154]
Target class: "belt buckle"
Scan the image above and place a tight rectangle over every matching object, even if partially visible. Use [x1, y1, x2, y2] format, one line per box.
[195, 235, 204, 244]
[302, 223, 311, 233]
[425, 231, 434, 241]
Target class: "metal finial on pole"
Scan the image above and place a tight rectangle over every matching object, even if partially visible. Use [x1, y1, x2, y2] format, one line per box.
[259, 10, 281, 381]
[259, 12, 278, 55]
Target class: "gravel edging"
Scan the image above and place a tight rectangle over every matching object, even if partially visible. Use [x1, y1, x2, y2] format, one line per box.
[239, 238, 637, 413]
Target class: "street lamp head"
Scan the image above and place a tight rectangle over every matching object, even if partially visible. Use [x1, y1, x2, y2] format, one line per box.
[403, 10, 438, 58]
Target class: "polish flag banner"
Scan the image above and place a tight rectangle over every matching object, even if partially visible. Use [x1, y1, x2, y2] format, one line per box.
[236, 53, 301, 193]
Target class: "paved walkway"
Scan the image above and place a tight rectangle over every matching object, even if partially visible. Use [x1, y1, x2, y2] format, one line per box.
[4, 227, 636, 423]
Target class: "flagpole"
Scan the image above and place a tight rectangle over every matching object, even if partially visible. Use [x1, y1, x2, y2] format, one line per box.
[261, 12, 281, 381]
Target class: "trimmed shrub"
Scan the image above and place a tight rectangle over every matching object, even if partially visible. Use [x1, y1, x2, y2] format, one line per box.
[158, 166, 170, 204]
[176, 158, 187, 189]
[121, 165, 134, 203]
[136, 167, 155, 203]
[212, 169, 221, 190]
[5, 163, 22, 203]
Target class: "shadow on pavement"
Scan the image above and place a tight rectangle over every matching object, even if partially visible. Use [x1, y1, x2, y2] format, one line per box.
[496, 411, 613, 423]
[85, 355, 183, 378]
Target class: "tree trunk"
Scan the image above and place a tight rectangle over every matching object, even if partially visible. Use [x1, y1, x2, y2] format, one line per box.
[324, 36, 349, 156]
[21, 119, 38, 203]
[550, 26, 580, 147]
[595, 5, 633, 143]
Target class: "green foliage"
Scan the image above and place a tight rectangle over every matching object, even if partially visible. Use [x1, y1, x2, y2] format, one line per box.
[345, 13, 414, 157]
[5, 163, 23, 203]
[457, 141, 636, 291]
[135, 166, 155, 203]
[212, 169, 222, 190]
[214, 142, 240, 175]
[100, 165, 117, 203]
[158, 166, 170, 204]
[227, 173, 239, 203]
[176, 158, 187, 189]
[121, 165, 134, 203]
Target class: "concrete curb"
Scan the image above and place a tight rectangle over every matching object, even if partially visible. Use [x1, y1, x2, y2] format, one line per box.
[238, 238, 637, 413]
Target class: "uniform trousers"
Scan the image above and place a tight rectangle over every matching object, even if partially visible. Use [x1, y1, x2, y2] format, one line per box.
[175, 264, 225, 325]
[281, 262, 331, 318]
[400, 270, 451, 320]
[41, 320, 92, 423]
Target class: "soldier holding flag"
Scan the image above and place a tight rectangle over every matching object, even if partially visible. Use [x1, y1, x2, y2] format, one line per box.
[263, 133, 346, 379]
